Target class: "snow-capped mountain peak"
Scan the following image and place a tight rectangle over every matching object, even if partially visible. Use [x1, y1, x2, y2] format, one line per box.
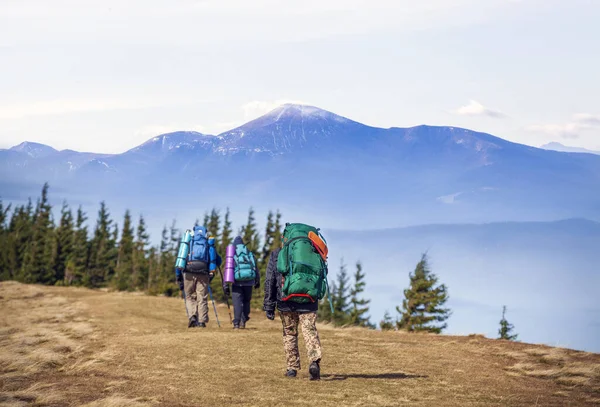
[261, 103, 354, 124]
[9, 141, 57, 158]
[128, 131, 216, 154]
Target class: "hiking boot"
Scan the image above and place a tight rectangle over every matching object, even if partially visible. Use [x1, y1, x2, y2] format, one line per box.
[188, 316, 198, 328]
[197, 322, 206, 328]
[240, 321, 246, 329]
[233, 324, 239, 329]
[309, 361, 320, 381]
[285, 369, 297, 378]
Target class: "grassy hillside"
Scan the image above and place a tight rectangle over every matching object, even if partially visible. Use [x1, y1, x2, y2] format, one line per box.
[0, 282, 598, 406]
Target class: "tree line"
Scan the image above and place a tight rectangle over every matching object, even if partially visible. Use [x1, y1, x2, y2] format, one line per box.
[0, 184, 517, 338]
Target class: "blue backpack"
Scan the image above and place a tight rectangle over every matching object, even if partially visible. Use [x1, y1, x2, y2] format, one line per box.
[189, 226, 210, 263]
[234, 243, 257, 281]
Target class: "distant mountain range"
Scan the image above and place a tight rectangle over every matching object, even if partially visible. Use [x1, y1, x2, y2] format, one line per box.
[1, 104, 600, 228]
[540, 142, 600, 155]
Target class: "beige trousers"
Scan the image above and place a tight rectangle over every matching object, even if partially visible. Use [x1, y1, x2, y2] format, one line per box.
[183, 273, 210, 323]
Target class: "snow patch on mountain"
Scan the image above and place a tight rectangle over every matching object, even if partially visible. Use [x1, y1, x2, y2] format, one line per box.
[9, 141, 57, 158]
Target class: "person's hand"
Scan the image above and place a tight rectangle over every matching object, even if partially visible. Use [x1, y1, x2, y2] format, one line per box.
[209, 272, 215, 283]
[266, 310, 275, 320]
[176, 275, 184, 291]
[254, 283, 260, 290]
[223, 285, 230, 296]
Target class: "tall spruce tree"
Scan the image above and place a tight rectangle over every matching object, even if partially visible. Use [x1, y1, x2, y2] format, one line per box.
[259, 211, 275, 270]
[153, 220, 179, 296]
[218, 208, 233, 257]
[21, 183, 55, 284]
[65, 206, 89, 285]
[7, 200, 34, 280]
[396, 253, 450, 334]
[498, 305, 518, 340]
[349, 261, 372, 327]
[317, 281, 335, 322]
[86, 202, 114, 288]
[331, 260, 351, 326]
[114, 210, 134, 291]
[147, 246, 159, 292]
[271, 211, 282, 252]
[52, 201, 74, 284]
[132, 215, 150, 290]
[0, 200, 11, 280]
[207, 208, 221, 240]
[240, 207, 260, 253]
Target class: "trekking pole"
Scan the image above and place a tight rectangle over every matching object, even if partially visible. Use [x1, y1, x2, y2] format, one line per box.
[217, 266, 233, 324]
[207, 285, 221, 328]
[182, 289, 190, 319]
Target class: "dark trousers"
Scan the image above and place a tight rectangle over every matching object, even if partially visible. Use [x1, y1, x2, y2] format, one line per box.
[232, 285, 253, 325]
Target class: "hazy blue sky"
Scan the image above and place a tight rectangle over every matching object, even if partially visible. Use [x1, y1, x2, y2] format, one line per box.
[1, 0, 599, 153]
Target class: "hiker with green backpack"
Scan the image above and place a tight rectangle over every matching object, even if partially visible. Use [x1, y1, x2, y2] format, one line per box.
[263, 223, 332, 381]
[224, 236, 260, 329]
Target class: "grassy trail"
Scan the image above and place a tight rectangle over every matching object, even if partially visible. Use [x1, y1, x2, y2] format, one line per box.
[0, 282, 598, 406]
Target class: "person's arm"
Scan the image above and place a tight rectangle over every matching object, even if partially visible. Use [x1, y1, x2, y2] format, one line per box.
[263, 251, 277, 314]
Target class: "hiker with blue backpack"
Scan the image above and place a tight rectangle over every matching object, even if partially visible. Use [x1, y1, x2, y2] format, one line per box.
[222, 236, 260, 329]
[263, 223, 332, 381]
[175, 225, 222, 328]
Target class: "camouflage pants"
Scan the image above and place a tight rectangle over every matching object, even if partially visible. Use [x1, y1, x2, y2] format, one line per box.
[279, 311, 322, 370]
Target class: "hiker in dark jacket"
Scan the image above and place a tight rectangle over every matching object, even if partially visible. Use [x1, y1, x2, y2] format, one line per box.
[263, 248, 322, 380]
[224, 236, 260, 329]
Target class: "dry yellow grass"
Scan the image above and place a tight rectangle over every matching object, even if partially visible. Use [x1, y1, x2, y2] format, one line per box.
[1, 281, 599, 406]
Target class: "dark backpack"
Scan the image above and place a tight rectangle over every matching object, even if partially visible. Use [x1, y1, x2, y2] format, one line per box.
[234, 243, 257, 281]
[277, 223, 330, 304]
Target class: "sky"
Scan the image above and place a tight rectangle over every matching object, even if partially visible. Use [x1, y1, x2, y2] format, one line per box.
[1, 0, 599, 154]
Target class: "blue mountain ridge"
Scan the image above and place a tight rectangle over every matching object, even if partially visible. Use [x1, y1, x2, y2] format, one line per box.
[1, 103, 599, 228]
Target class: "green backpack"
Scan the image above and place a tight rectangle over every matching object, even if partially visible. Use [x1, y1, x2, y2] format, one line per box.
[277, 223, 332, 309]
[234, 243, 257, 281]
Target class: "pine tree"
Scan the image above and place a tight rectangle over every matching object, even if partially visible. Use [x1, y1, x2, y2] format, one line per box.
[0, 200, 12, 280]
[65, 206, 89, 285]
[498, 305, 518, 340]
[106, 223, 119, 284]
[331, 260, 351, 326]
[218, 208, 233, 256]
[259, 211, 275, 271]
[240, 207, 260, 253]
[380, 311, 395, 331]
[21, 183, 55, 284]
[317, 281, 335, 322]
[152, 220, 179, 296]
[202, 212, 209, 229]
[349, 261, 372, 327]
[132, 215, 150, 290]
[396, 253, 451, 334]
[86, 202, 114, 288]
[207, 208, 221, 241]
[8, 201, 34, 280]
[271, 211, 282, 252]
[147, 246, 159, 292]
[52, 201, 74, 284]
[114, 210, 134, 291]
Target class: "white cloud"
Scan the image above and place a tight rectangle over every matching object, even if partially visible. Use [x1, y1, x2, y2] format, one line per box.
[526, 113, 600, 140]
[242, 99, 307, 120]
[573, 113, 600, 126]
[455, 100, 505, 118]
